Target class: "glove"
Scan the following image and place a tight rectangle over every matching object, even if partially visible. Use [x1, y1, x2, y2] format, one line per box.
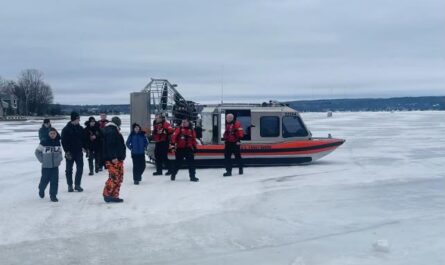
[169, 144, 176, 152]
[65, 152, 72, 160]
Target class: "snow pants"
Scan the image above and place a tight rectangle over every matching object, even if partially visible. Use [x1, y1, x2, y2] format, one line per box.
[103, 161, 124, 198]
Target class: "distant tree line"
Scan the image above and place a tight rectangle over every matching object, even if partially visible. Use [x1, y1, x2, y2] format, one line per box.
[57, 104, 128, 115]
[286, 97, 445, 112]
[0, 69, 57, 116]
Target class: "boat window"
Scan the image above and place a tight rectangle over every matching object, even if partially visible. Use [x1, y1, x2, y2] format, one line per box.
[282, 116, 309, 137]
[260, 116, 280, 137]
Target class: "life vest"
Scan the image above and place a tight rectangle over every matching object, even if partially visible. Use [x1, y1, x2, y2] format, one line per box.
[152, 121, 174, 142]
[172, 127, 197, 149]
[223, 120, 244, 143]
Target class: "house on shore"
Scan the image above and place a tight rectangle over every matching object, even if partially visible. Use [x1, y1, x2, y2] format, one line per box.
[0, 93, 18, 118]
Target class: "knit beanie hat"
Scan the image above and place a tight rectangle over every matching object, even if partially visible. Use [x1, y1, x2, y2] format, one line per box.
[71, 111, 80, 121]
[111, 116, 121, 127]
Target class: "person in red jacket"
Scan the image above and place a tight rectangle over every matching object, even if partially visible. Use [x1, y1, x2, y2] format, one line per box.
[98, 113, 109, 129]
[151, 113, 174, 175]
[223, 113, 244, 177]
[170, 119, 199, 182]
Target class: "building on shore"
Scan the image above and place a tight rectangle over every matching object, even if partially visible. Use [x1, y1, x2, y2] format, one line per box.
[0, 93, 18, 118]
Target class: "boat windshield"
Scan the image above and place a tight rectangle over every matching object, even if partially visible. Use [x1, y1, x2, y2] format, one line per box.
[282, 116, 309, 137]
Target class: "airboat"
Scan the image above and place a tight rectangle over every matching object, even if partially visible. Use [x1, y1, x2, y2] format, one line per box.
[130, 79, 345, 167]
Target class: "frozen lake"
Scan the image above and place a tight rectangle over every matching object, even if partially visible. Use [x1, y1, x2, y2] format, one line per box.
[0, 111, 444, 265]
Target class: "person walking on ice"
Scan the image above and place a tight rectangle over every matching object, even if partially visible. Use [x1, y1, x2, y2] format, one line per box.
[35, 128, 63, 202]
[126, 123, 148, 185]
[102, 117, 126, 203]
[170, 119, 199, 182]
[61, 112, 85, 192]
[223, 113, 244, 177]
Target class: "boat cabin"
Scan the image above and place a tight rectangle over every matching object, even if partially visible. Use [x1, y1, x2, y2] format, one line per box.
[200, 104, 312, 145]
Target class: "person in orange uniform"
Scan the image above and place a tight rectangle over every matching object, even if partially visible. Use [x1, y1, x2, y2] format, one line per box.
[170, 119, 199, 182]
[151, 113, 174, 176]
[223, 113, 244, 177]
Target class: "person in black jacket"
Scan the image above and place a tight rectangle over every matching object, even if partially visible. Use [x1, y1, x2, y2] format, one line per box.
[102, 116, 126, 203]
[84, 117, 102, 175]
[61, 111, 85, 192]
[38, 118, 52, 142]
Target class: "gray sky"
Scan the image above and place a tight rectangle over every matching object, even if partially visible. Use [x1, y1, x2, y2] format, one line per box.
[1, 0, 444, 104]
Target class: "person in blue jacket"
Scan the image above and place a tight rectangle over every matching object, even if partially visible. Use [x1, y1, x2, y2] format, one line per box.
[126, 123, 148, 185]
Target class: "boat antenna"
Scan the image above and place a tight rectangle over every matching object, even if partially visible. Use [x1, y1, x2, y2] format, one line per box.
[220, 65, 224, 105]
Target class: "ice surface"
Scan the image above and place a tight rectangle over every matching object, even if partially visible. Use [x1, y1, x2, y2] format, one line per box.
[0, 111, 444, 264]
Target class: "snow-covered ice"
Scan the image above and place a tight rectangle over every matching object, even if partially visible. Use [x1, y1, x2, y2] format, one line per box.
[0, 111, 444, 265]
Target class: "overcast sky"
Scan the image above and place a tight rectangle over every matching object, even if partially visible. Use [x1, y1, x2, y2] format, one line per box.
[1, 0, 444, 104]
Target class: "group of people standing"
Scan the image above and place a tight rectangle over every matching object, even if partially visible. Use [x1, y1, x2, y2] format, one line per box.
[150, 113, 244, 181]
[34, 111, 245, 204]
[35, 112, 127, 203]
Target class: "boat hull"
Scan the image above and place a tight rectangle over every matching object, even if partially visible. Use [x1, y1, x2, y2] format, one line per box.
[148, 138, 345, 168]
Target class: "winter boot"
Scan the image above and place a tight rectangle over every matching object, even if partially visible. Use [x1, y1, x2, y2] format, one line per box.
[104, 196, 112, 203]
[39, 189, 45, 199]
[134, 180, 140, 185]
[74, 186, 84, 192]
[111, 197, 124, 203]
[223, 172, 232, 177]
[153, 171, 163, 176]
[239, 168, 243, 175]
[50, 196, 58, 202]
[88, 163, 94, 176]
[190, 177, 199, 182]
[68, 185, 74, 192]
[170, 174, 176, 181]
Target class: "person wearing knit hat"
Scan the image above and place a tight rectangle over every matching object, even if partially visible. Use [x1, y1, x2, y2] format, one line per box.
[38, 118, 52, 142]
[111, 116, 121, 127]
[102, 116, 126, 203]
[61, 111, 85, 192]
[71, 111, 80, 122]
[84, 116, 101, 175]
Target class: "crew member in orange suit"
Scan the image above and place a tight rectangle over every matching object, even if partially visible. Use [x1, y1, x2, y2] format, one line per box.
[170, 119, 199, 182]
[223, 113, 244, 177]
[151, 113, 174, 176]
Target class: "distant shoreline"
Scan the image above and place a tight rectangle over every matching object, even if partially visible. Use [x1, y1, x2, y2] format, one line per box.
[52, 96, 444, 114]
